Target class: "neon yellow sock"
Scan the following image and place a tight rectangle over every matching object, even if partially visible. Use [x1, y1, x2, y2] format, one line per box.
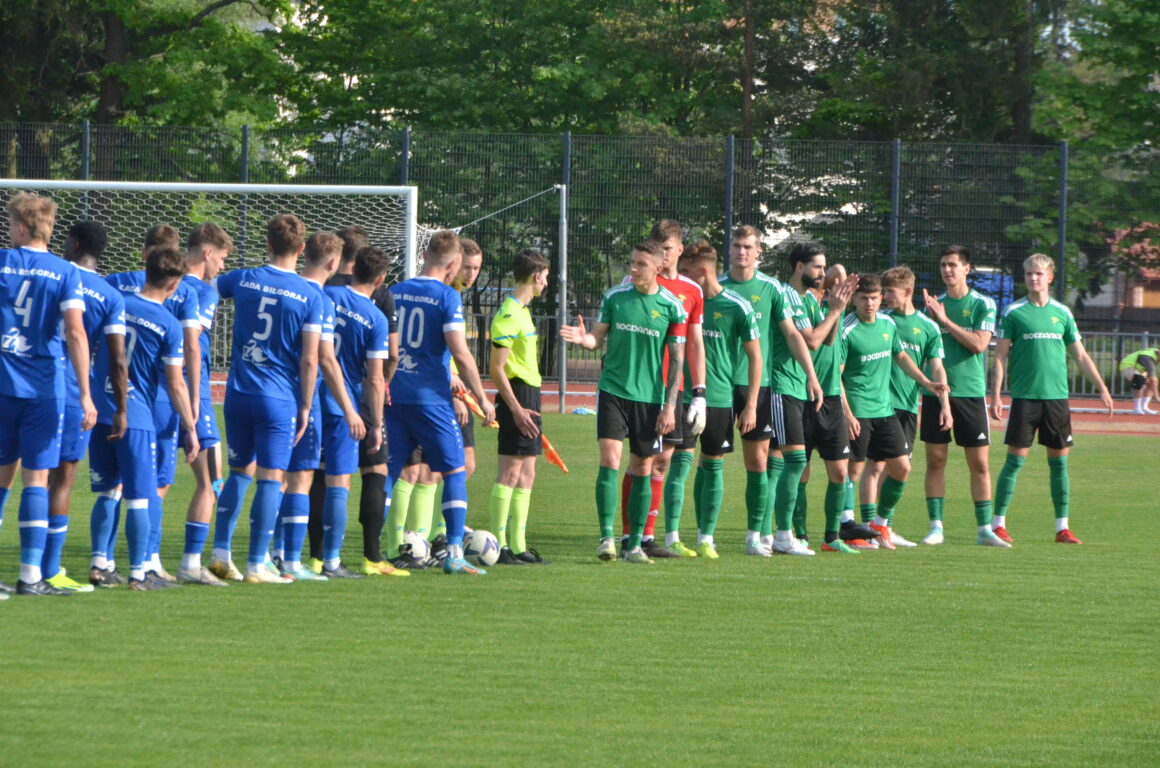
[408, 483, 438, 538]
[386, 479, 413, 558]
[489, 484, 513, 548]
[510, 488, 531, 553]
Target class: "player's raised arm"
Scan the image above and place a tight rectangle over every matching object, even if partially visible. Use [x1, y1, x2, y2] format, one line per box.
[990, 337, 1011, 421]
[924, 288, 992, 354]
[560, 314, 609, 350]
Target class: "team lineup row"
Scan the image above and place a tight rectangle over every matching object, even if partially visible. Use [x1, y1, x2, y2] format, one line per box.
[0, 198, 1115, 597]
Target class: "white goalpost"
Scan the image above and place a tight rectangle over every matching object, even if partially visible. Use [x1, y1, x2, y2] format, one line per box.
[0, 179, 421, 373]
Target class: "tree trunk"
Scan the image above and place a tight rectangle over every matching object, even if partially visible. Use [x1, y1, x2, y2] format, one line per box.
[95, 12, 127, 125]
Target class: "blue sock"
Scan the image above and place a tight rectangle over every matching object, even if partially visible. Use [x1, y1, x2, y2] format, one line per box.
[0, 485, 10, 529]
[183, 521, 209, 559]
[106, 500, 121, 562]
[213, 472, 252, 552]
[322, 487, 349, 564]
[41, 514, 68, 579]
[281, 492, 310, 563]
[441, 471, 468, 548]
[148, 494, 163, 561]
[124, 499, 150, 576]
[90, 493, 119, 561]
[18, 487, 50, 581]
[271, 503, 286, 556]
[246, 479, 282, 568]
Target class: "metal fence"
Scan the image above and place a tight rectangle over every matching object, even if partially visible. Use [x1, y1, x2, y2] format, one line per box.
[3, 122, 1159, 395]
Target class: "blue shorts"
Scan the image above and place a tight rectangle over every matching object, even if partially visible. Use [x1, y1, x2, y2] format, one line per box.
[386, 401, 464, 476]
[288, 401, 323, 472]
[153, 398, 179, 486]
[181, 394, 221, 452]
[224, 389, 297, 471]
[88, 425, 157, 500]
[323, 412, 359, 477]
[0, 394, 64, 470]
[59, 404, 93, 463]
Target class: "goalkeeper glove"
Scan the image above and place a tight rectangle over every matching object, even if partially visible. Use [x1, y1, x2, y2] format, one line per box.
[687, 387, 707, 436]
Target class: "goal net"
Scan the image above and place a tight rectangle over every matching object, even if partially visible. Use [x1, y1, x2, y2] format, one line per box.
[0, 180, 420, 372]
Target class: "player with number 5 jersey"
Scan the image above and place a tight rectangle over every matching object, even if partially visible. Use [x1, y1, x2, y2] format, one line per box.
[214, 214, 324, 584]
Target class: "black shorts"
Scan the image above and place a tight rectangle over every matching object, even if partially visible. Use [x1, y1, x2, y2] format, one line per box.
[850, 415, 910, 462]
[921, 396, 990, 447]
[358, 404, 388, 469]
[733, 385, 773, 441]
[460, 413, 475, 449]
[496, 379, 543, 457]
[1004, 398, 1074, 450]
[771, 393, 806, 448]
[597, 391, 663, 458]
[687, 405, 735, 456]
[804, 396, 850, 462]
[663, 399, 690, 445]
[1128, 372, 1147, 390]
[895, 409, 917, 455]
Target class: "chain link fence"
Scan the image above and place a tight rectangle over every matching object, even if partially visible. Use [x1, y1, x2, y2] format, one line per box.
[3, 122, 1158, 390]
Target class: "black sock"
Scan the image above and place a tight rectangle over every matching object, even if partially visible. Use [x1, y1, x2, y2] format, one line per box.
[307, 468, 326, 560]
[824, 531, 838, 543]
[360, 472, 386, 562]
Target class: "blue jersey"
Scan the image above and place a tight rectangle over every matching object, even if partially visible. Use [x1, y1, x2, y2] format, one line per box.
[65, 266, 126, 402]
[0, 246, 85, 400]
[108, 270, 200, 409]
[323, 285, 391, 417]
[182, 274, 219, 397]
[306, 278, 336, 407]
[95, 293, 184, 430]
[216, 264, 325, 403]
[389, 276, 464, 406]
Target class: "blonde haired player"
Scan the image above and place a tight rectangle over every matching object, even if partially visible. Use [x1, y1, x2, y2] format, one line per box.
[989, 253, 1113, 544]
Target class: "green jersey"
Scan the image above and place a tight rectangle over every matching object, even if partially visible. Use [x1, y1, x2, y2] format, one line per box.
[686, 287, 761, 408]
[769, 282, 809, 398]
[840, 312, 902, 419]
[997, 297, 1079, 400]
[490, 295, 540, 387]
[930, 289, 995, 398]
[597, 283, 687, 404]
[1119, 347, 1159, 373]
[801, 291, 842, 397]
[719, 271, 785, 387]
[883, 307, 943, 413]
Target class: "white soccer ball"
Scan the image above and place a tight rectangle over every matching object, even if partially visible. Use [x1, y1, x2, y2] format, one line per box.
[464, 529, 500, 567]
[403, 531, 431, 562]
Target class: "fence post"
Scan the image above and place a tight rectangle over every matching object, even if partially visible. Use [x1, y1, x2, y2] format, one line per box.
[400, 126, 411, 185]
[1057, 140, 1068, 301]
[81, 120, 91, 218]
[724, 134, 735, 269]
[889, 138, 901, 267]
[558, 131, 572, 414]
[238, 125, 250, 262]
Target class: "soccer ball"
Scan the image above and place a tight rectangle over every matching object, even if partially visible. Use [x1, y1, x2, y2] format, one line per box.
[403, 531, 431, 563]
[464, 529, 500, 567]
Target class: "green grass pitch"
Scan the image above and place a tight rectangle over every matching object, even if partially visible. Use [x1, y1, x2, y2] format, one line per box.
[1, 411, 1157, 767]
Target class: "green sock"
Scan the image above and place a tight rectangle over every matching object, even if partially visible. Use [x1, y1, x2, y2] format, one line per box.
[663, 451, 694, 534]
[974, 499, 993, 527]
[793, 481, 808, 538]
[1048, 455, 1069, 519]
[879, 476, 907, 523]
[595, 466, 618, 539]
[774, 450, 806, 533]
[860, 503, 877, 524]
[408, 483, 438, 538]
[745, 470, 768, 532]
[693, 462, 706, 532]
[489, 484, 513, 548]
[994, 453, 1026, 517]
[510, 488, 531, 553]
[385, 478, 413, 558]
[698, 459, 724, 536]
[926, 496, 944, 522]
[844, 479, 855, 513]
[762, 455, 784, 537]
[627, 473, 651, 549]
[824, 481, 844, 536]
